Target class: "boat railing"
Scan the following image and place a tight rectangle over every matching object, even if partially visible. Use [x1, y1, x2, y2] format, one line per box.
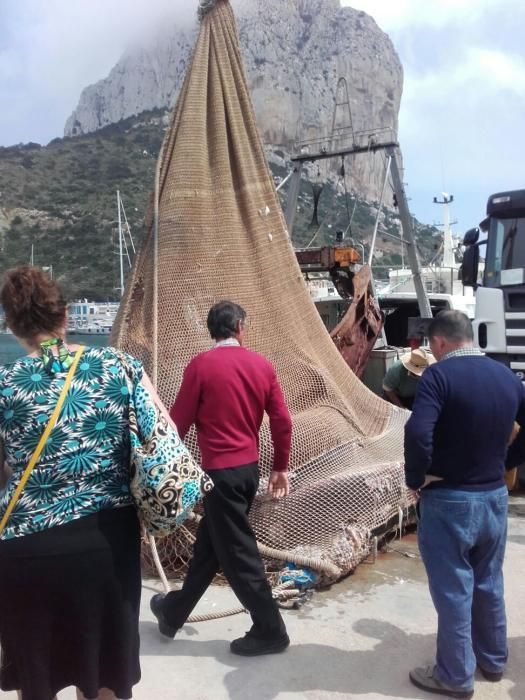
[374, 264, 464, 296]
[292, 126, 397, 158]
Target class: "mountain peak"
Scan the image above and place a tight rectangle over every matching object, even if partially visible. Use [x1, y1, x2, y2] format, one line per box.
[64, 0, 402, 201]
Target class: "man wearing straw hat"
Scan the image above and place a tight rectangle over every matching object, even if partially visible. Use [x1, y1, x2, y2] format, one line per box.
[382, 347, 435, 409]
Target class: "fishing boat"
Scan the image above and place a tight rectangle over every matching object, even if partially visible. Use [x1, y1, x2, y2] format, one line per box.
[67, 301, 119, 336]
[377, 193, 480, 346]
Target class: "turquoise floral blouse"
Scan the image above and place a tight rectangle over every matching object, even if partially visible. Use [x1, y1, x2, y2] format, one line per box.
[0, 346, 143, 541]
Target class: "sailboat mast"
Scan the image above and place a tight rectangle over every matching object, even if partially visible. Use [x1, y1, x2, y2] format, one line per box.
[117, 190, 124, 298]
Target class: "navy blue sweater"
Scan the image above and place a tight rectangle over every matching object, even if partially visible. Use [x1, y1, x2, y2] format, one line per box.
[404, 354, 525, 490]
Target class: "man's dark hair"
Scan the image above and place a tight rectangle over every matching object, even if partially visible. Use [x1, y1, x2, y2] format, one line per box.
[428, 310, 474, 342]
[207, 300, 247, 340]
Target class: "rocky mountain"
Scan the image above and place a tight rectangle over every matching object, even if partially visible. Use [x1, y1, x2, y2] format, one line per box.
[65, 0, 403, 202]
[0, 1, 437, 302]
[0, 110, 439, 300]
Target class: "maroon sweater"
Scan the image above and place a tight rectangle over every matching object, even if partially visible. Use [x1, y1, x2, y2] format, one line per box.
[170, 345, 292, 471]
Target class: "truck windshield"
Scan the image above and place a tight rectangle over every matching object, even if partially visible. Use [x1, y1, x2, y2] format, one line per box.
[484, 216, 525, 287]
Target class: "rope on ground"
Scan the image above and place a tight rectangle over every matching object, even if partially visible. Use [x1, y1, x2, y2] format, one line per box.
[146, 525, 315, 622]
[384, 544, 419, 559]
[257, 541, 341, 579]
[188, 606, 245, 623]
[148, 533, 171, 593]
[185, 579, 303, 623]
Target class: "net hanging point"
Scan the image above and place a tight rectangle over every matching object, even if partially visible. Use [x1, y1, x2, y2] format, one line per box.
[198, 0, 226, 20]
[311, 183, 324, 228]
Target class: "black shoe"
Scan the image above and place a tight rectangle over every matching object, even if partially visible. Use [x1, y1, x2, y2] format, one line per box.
[230, 632, 290, 657]
[150, 593, 178, 639]
[478, 666, 503, 682]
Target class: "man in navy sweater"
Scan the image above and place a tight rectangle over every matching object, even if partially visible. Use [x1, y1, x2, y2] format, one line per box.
[405, 310, 525, 698]
[151, 300, 292, 656]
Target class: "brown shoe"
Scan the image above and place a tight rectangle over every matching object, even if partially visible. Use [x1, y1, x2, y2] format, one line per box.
[409, 666, 474, 698]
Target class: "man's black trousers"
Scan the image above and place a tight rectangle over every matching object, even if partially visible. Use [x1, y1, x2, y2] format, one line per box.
[163, 462, 286, 639]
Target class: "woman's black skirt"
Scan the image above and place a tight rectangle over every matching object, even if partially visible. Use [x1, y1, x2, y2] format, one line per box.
[0, 506, 141, 700]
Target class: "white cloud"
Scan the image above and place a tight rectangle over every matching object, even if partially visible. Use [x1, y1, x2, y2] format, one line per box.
[402, 48, 525, 105]
[341, 0, 518, 31]
[398, 43, 525, 227]
[1, 0, 524, 230]
[0, 0, 195, 145]
[341, 0, 525, 227]
[469, 49, 525, 93]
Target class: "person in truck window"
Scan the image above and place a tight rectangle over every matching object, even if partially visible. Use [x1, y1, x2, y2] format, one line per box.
[150, 300, 292, 657]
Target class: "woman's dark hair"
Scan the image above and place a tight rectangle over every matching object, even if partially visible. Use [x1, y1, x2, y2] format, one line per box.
[0, 266, 67, 340]
[207, 300, 246, 340]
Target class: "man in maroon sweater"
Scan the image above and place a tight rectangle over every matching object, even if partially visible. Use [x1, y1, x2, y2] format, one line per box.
[151, 300, 292, 656]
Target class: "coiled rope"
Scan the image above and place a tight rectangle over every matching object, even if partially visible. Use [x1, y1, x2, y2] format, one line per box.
[147, 512, 325, 623]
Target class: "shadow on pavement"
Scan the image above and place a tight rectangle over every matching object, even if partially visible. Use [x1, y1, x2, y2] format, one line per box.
[507, 534, 525, 546]
[141, 618, 525, 699]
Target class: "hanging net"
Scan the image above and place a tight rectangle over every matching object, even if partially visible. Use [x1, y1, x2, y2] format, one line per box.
[112, 0, 409, 584]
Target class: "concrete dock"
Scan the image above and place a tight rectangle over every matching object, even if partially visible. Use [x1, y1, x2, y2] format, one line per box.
[5, 494, 525, 699]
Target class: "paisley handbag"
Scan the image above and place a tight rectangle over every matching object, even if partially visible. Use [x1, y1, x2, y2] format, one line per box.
[123, 366, 213, 537]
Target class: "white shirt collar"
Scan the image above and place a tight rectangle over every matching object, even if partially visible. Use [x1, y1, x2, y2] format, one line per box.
[213, 338, 240, 349]
[442, 346, 484, 361]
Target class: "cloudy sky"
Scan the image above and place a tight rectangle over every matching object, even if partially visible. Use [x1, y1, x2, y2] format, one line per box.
[1, 0, 524, 230]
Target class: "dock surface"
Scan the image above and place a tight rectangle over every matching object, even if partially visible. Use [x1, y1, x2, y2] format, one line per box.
[5, 494, 525, 699]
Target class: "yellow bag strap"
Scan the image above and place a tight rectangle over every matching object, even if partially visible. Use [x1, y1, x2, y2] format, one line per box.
[0, 346, 85, 537]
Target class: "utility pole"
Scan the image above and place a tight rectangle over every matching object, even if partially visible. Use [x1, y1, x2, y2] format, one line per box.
[433, 193, 455, 268]
[388, 149, 432, 317]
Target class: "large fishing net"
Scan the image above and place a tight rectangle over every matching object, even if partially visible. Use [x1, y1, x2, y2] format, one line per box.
[112, 0, 409, 584]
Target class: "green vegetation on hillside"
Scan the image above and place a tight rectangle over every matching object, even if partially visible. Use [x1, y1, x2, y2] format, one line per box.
[0, 110, 164, 299]
[0, 108, 439, 298]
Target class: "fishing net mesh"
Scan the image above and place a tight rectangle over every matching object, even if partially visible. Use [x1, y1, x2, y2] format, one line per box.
[112, 0, 410, 584]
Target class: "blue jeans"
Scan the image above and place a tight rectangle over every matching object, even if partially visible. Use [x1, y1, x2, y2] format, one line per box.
[418, 486, 508, 690]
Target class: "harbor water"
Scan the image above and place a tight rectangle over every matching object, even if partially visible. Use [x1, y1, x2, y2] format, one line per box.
[0, 334, 109, 365]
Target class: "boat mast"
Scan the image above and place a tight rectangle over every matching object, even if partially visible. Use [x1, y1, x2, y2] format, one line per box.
[117, 190, 124, 298]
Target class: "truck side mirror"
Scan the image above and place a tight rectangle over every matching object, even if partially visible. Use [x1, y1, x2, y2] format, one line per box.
[460, 228, 480, 288]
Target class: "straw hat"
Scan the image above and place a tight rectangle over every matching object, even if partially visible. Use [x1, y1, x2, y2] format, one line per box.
[400, 348, 436, 376]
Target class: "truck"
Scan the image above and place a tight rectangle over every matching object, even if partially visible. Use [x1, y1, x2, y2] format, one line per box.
[461, 189, 525, 380]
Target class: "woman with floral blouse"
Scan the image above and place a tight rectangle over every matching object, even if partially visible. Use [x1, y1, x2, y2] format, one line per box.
[0, 266, 167, 700]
